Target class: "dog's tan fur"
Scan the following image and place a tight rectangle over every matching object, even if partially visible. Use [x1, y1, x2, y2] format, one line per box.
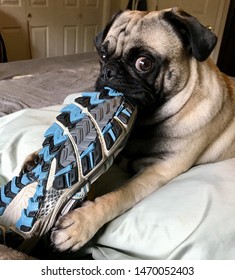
[23, 8, 235, 252]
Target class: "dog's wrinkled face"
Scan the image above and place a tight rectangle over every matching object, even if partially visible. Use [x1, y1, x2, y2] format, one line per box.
[95, 8, 217, 113]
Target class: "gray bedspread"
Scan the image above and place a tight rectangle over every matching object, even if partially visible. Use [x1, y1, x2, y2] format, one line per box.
[0, 52, 100, 116]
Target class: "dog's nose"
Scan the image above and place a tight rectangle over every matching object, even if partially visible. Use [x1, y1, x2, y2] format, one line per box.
[101, 64, 118, 81]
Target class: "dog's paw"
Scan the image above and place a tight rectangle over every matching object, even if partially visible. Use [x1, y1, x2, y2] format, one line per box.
[20, 150, 40, 175]
[51, 201, 101, 252]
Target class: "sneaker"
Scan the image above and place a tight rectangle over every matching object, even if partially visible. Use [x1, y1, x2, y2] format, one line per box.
[0, 87, 137, 251]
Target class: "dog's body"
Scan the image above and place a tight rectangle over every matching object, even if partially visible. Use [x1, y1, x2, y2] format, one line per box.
[25, 8, 235, 252]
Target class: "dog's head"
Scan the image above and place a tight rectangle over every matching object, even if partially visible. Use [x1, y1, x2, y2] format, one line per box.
[95, 8, 217, 112]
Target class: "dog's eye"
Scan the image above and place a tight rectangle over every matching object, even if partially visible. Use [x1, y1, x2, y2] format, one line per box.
[135, 57, 153, 72]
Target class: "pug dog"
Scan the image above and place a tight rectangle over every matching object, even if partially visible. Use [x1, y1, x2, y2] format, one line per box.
[26, 8, 235, 252]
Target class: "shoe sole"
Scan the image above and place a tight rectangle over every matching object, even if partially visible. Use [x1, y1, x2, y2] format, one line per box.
[0, 87, 137, 250]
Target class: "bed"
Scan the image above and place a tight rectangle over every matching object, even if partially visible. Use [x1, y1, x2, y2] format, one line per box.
[1, 53, 235, 260]
[0, 53, 100, 116]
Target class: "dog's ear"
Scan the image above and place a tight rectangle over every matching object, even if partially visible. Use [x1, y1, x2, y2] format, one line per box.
[163, 7, 217, 61]
[94, 10, 123, 50]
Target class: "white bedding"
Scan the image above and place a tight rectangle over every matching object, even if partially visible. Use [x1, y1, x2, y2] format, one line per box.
[90, 159, 235, 259]
[0, 95, 235, 260]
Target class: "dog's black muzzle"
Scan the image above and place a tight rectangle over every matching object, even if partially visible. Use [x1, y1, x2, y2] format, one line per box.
[99, 62, 121, 84]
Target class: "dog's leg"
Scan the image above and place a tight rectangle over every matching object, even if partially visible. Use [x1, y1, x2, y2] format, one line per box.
[51, 155, 192, 251]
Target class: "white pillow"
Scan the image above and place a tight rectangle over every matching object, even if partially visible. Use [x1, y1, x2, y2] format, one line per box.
[89, 159, 235, 260]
